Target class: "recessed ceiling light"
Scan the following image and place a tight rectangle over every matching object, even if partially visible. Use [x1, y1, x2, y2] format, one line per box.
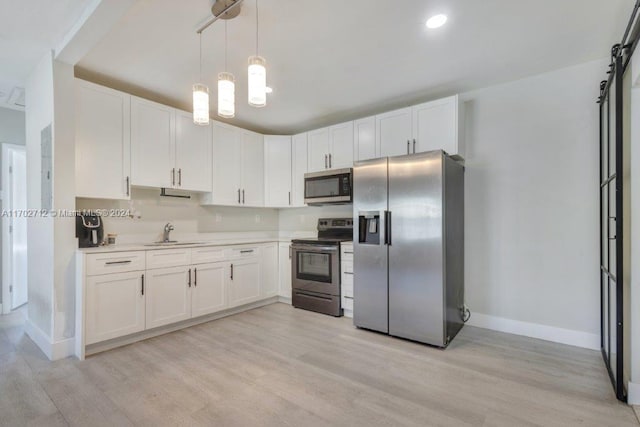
[265, 86, 273, 94]
[426, 14, 447, 29]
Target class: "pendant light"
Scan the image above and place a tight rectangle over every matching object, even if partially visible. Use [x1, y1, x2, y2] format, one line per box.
[193, 33, 210, 125]
[218, 20, 235, 118]
[248, 0, 266, 107]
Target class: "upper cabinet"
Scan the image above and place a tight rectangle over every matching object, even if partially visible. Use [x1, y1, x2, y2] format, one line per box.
[175, 110, 212, 192]
[75, 80, 131, 200]
[131, 97, 212, 192]
[204, 122, 264, 207]
[291, 133, 308, 207]
[264, 135, 292, 208]
[307, 122, 354, 173]
[354, 116, 377, 162]
[376, 95, 464, 158]
[131, 96, 175, 189]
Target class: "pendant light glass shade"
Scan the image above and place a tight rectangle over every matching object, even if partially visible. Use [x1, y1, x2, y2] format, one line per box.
[248, 55, 266, 107]
[192, 83, 210, 125]
[218, 72, 235, 118]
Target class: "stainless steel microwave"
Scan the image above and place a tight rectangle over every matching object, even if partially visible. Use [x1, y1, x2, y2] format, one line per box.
[304, 168, 353, 205]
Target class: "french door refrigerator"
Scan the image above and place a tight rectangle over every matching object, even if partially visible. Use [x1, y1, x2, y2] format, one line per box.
[353, 150, 465, 347]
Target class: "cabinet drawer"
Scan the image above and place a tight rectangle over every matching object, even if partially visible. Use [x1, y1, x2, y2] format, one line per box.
[146, 249, 191, 269]
[191, 247, 226, 264]
[342, 295, 354, 311]
[342, 280, 353, 298]
[86, 252, 145, 276]
[341, 244, 354, 261]
[342, 260, 353, 274]
[227, 247, 260, 259]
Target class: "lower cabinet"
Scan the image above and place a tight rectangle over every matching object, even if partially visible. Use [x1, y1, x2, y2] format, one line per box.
[191, 262, 227, 317]
[261, 243, 278, 298]
[228, 258, 262, 308]
[86, 271, 145, 345]
[145, 266, 192, 329]
[278, 243, 292, 299]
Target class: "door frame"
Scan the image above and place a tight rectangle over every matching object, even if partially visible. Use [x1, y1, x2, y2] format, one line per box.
[2, 143, 27, 314]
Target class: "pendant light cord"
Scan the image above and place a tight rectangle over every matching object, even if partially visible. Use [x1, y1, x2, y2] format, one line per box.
[225, 20, 228, 70]
[199, 32, 202, 82]
[255, 0, 259, 55]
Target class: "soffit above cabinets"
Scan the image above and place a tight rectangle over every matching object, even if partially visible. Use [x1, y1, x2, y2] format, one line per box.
[76, 0, 631, 134]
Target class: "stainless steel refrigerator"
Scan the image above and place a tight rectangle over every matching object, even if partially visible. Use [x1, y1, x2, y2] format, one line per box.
[353, 150, 465, 347]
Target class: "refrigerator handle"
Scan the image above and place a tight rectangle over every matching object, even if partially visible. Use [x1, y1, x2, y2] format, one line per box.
[385, 211, 392, 246]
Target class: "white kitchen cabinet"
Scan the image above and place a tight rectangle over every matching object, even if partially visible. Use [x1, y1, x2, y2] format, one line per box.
[377, 96, 464, 158]
[131, 96, 176, 188]
[278, 243, 292, 299]
[85, 271, 145, 345]
[307, 127, 330, 173]
[175, 110, 212, 192]
[264, 136, 292, 207]
[145, 266, 191, 329]
[328, 121, 354, 169]
[75, 79, 131, 200]
[354, 116, 377, 161]
[241, 130, 265, 207]
[307, 123, 354, 172]
[205, 123, 264, 207]
[191, 262, 227, 317]
[412, 95, 463, 157]
[261, 243, 278, 298]
[228, 258, 261, 308]
[291, 132, 308, 207]
[377, 107, 413, 158]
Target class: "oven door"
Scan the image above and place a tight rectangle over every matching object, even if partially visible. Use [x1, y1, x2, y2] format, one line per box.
[291, 244, 340, 295]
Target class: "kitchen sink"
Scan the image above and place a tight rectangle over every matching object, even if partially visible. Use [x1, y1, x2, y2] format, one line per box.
[144, 241, 201, 247]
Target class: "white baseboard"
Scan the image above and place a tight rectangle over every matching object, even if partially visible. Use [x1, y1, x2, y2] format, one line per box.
[277, 296, 291, 305]
[628, 381, 640, 405]
[51, 337, 75, 360]
[25, 319, 53, 360]
[467, 312, 600, 350]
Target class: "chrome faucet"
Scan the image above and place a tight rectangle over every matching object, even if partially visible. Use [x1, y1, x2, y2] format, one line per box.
[163, 223, 174, 243]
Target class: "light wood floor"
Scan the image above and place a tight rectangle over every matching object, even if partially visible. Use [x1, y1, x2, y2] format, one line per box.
[0, 303, 637, 427]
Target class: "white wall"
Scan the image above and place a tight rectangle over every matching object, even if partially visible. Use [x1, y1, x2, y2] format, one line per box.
[25, 53, 55, 339]
[279, 205, 353, 232]
[462, 58, 606, 347]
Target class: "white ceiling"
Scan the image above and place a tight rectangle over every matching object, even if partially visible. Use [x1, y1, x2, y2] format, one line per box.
[0, 0, 93, 109]
[76, 0, 631, 134]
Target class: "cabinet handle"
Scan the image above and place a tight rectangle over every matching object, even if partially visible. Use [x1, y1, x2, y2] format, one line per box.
[240, 249, 254, 254]
[344, 271, 354, 275]
[172, 168, 176, 186]
[230, 263, 234, 280]
[325, 154, 328, 169]
[194, 268, 197, 287]
[407, 140, 410, 154]
[238, 189, 241, 204]
[288, 191, 291, 205]
[413, 139, 416, 154]
[242, 189, 245, 204]
[188, 268, 192, 287]
[105, 260, 132, 265]
[329, 153, 332, 168]
[289, 246, 292, 259]
[178, 168, 182, 186]
[141, 274, 144, 296]
[126, 176, 130, 197]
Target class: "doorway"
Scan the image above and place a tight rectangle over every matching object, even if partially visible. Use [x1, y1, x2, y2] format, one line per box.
[2, 143, 27, 314]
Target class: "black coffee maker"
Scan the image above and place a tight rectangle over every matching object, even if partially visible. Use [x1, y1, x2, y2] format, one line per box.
[76, 212, 104, 248]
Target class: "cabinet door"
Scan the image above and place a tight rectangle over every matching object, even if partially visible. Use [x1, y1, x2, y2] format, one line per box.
[191, 262, 227, 317]
[278, 243, 292, 299]
[261, 244, 278, 298]
[413, 96, 459, 156]
[145, 266, 191, 329]
[328, 121, 354, 169]
[228, 258, 261, 308]
[264, 136, 292, 207]
[75, 80, 131, 200]
[291, 133, 308, 207]
[211, 122, 242, 205]
[131, 97, 176, 188]
[354, 116, 377, 161]
[376, 107, 413, 158]
[307, 128, 329, 173]
[85, 271, 145, 345]
[240, 131, 265, 207]
[175, 110, 212, 192]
